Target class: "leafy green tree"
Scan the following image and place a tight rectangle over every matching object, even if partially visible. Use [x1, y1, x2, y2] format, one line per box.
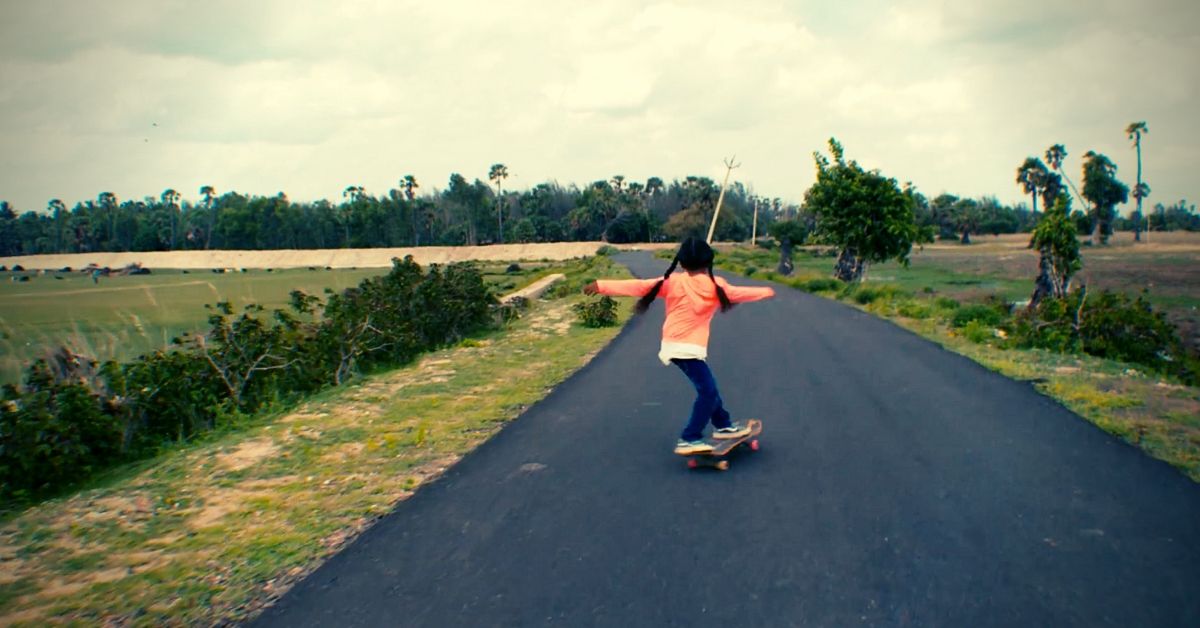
[1028, 193, 1081, 308]
[768, 220, 807, 275]
[1081, 151, 1129, 245]
[806, 138, 919, 281]
[1126, 121, 1149, 241]
[952, 197, 980, 244]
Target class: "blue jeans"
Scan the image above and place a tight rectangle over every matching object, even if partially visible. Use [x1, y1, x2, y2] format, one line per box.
[671, 358, 732, 441]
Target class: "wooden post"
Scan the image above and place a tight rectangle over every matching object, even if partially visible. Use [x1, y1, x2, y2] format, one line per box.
[706, 156, 741, 244]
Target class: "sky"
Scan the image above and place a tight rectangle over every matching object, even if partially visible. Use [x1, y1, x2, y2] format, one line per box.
[0, 0, 1196, 214]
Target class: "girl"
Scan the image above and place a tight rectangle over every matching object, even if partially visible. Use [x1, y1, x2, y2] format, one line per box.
[584, 237, 775, 454]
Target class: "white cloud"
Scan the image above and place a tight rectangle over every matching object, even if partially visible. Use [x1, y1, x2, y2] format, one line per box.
[0, 0, 1196, 214]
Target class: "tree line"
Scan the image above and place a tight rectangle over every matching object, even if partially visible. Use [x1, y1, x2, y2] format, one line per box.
[0, 172, 1097, 258]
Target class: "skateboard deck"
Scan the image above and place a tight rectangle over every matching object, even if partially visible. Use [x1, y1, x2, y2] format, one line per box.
[681, 419, 762, 471]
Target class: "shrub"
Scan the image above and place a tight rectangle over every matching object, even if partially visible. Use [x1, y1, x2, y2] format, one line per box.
[743, 266, 758, 277]
[506, 263, 522, 273]
[596, 245, 619, 257]
[896, 300, 932, 319]
[1010, 288, 1193, 382]
[803, 278, 842, 293]
[951, 303, 1008, 329]
[1, 363, 123, 498]
[960, 320, 997, 344]
[573, 296, 619, 328]
[1, 256, 500, 502]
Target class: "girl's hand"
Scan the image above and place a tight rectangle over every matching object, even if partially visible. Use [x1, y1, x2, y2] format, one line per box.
[582, 281, 599, 296]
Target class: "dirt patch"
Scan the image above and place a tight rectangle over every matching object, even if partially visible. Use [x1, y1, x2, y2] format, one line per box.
[217, 439, 279, 472]
[189, 489, 266, 529]
[321, 443, 365, 463]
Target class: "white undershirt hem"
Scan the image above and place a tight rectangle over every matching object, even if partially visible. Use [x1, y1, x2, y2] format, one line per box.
[658, 341, 707, 365]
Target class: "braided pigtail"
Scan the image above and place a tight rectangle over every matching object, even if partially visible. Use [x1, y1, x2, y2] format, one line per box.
[708, 266, 733, 312]
[635, 257, 678, 314]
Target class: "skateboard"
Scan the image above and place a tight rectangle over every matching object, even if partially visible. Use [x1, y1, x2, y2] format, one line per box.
[681, 419, 762, 471]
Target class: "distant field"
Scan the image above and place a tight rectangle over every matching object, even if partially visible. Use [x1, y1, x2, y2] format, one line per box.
[0, 262, 555, 386]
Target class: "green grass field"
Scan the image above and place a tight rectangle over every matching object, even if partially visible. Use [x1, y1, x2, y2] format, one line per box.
[0, 263, 552, 386]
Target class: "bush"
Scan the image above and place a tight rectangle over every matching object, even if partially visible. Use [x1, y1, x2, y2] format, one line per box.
[1010, 288, 1194, 383]
[896, 300, 932, 319]
[573, 296, 619, 328]
[1, 363, 123, 498]
[842, 283, 902, 305]
[960, 320, 999, 344]
[0, 256, 500, 502]
[743, 266, 758, 277]
[596, 245, 619, 257]
[506, 263, 522, 273]
[951, 303, 1008, 329]
[803, 278, 842, 293]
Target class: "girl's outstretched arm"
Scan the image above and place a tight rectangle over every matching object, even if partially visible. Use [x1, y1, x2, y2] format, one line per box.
[584, 278, 663, 298]
[715, 277, 775, 303]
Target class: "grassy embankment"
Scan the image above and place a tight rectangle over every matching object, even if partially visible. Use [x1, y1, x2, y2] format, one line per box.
[0, 255, 631, 626]
[706, 233, 1200, 482]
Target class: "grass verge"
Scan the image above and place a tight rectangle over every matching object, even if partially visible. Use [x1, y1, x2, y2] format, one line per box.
[0, 257, 632, 626]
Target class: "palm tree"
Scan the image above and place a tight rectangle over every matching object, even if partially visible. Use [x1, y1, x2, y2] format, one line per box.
[402, 175, 419, 201]
[1016, 157, 1048, 216]
[98, 192, 117, 250]
[1126, 121, 1150, 241]
[161, 189, 181, 250]
[340, 185, 364, 247]
[48, 199, 67, 252]
[645, 177, 664, 196]
[488, 163, 508, 243]
[200, 185, 217, 249]
[1044, 144, 1087, 210]
[610, 175, 625, 194]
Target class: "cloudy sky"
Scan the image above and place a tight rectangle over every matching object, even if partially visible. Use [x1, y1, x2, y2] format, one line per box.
[0, 0, 1196, 213]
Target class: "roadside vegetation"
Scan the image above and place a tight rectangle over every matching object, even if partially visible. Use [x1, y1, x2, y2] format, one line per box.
[707, 241, 1200, 481]
[0, 254, 633, 625]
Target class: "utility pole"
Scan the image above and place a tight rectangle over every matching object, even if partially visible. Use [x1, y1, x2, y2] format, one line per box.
[751, 197, 759, 243]
[706, 155, 741, 244]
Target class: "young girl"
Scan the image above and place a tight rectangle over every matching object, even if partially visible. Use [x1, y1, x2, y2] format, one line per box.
[584, 237, 775, 454]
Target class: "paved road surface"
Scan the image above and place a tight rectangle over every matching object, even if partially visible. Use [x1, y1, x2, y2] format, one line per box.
[253, 251, 1200, 627]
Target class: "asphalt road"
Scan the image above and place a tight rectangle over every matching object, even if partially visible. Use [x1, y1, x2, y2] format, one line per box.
[252, 251, 1200, 627]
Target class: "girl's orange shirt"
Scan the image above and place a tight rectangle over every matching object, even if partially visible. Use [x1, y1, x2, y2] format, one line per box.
[594, 272, 774, 359]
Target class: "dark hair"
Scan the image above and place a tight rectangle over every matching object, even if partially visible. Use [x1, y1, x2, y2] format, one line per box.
[634, 237, 733, 314]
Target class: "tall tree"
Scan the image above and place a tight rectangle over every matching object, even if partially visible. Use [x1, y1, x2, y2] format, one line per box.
[1126, 121, 1150, 241]
[200, 185, 217, 249]
[1027, 192, 1082, 309]
[1044, 144, 1087, 210]
[1016, 157, 1049, 216]
[98, 192, 117, 250]
[160, 189, 180, 250]
[806, 138, 919, 281]
[488, 164, 508, 243]
[1081, 151, 1129, 245]
[340, 186, 364, 247]
[47, 199, 67, 252]
[401, 175, 421, 245]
